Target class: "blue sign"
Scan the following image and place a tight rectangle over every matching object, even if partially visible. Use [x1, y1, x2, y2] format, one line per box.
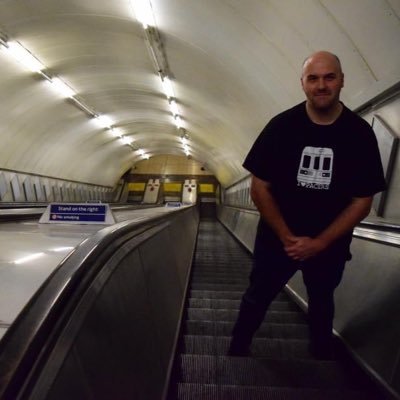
[49, 204, 107, 223]
[165, 202, 182, 208]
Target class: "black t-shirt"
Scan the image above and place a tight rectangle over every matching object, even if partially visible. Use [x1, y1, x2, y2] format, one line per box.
[243, 102, 386, 256]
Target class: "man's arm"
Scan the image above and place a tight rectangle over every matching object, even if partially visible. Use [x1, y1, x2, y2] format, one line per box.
[285, 196, 373, 260]
[250, 175, 295, 247]
[251, 174, 373, 260]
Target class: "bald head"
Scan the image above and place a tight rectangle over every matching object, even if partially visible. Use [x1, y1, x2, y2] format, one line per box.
[302, 51, 342, 76]
[300, 51, 344, 117]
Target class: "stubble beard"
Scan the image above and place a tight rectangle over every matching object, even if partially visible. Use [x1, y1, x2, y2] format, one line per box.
[309, 92, 339, 113]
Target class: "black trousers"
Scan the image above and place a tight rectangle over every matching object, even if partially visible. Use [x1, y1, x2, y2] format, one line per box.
[231, 232, 346, 350]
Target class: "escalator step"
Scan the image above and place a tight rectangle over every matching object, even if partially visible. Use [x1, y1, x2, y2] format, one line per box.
[189, 290, 291, 302]
[187, 309, 307, 324]
[177, 354, 369, 390]
[193, 263, 250, 268]
[190, 283, 249, 291]
[191, 271, 250, 279]
[194, 255, 251, 261]
[183, 321, 309, 339]
[167, 220, 383, 400]
[175, 383, 376, 400]
[191, 277, 250, 285]
[188, 298, 300, 312]
[181, 336, 313, 359]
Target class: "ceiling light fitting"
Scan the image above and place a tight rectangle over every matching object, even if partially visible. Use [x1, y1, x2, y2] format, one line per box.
[174, 115, 183, 129]
[161, 76, 175, 99]
[131, 2, 193, 151]
[0, 36, 134, 151]
[130, 0, 156, 29]
[49, 77, 76, 98]
[120, 136, 133, 145]
[110, 127, 123, 138]
[3, 40, 45, 73]
[136, 149, 149, 159]
[169, 100, 179, 116]
[94, 115, 113, 129]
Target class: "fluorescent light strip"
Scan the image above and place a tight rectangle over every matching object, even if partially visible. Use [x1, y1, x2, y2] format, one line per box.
[94, 115, 113, 129]
[169, 100, 179, 116]
[4, 37, 180, 155]
[49, 77, 76, 98]
[110, 127, 122, 137]
[136, 148, 149, 158]
[70, 97, 96, 116]
[131, 0, 156, 28]
[1, 37, 138, 152]
[131, 4, 191, 142]
[120, 136, 133, 145]
[174, 115, 183, 129]
[4, 41, 45, 73]
[161, 76, 174, 99]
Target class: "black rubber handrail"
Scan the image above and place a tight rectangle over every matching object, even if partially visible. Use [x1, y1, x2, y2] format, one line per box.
[0, 205, 194, 400]
[359, 219, 400, 232]
[223, 204, 400, 235]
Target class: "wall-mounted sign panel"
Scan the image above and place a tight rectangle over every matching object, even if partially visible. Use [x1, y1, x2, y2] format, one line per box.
[39, 203, 116, 225]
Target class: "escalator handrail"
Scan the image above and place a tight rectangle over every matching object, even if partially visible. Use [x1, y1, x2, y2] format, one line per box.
[221, 204, 400, 247]
[358, 220, 400, 232]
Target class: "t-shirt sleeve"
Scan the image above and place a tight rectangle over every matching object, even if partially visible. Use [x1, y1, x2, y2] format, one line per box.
[242, 121, 277, 182]
[350, 125, 387, 197]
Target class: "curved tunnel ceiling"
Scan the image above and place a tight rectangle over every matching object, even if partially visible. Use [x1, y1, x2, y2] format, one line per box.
[0, 0, 399, 188]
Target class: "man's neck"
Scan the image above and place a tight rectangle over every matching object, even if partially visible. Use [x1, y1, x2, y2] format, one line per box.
[306, 102, 343, 125]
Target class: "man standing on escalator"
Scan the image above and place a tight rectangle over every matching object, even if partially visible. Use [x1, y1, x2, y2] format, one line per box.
[228, 51, 386, 358]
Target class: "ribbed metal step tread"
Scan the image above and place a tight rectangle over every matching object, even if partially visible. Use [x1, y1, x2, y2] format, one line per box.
[194, 249, 250, 252]
[195, 247, 246, 251]
[193, 263, 250, 269]
[194, 251, 251, 257]
[192, 270, 249, 275]
[184, 321, 309, 339]
[175, 383, 379, 400]
[187, 308, 307, 324]
[190, 283, 249, 291]
[191, 277, 250, 285]
[193, 256, 251, 261]
[177, 354, 373, 390]
[191, 271, 250, 278]
[189, 290, 291, 301]
[182, 336, 313, 359]
[193, 261, 248, 265]
[192, 264, 249, 268]
[188, 298, 300, 312]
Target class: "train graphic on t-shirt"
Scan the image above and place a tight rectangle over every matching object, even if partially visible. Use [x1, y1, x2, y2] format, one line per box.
[297, 146, 333, 190]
